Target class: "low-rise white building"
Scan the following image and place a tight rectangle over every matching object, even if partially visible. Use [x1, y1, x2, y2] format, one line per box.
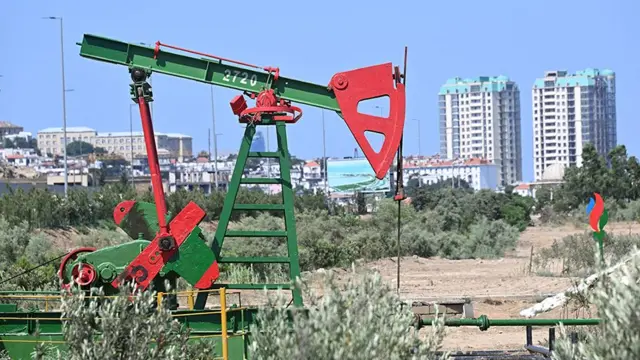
[303, 161, 322, 179]
[168, 159, 233, 193]
[0, 148, 40, 167]
[5, 131, 32, 142]
[513, 183, 533, 197]
[37, 127, 192, 160]
[402, 157, 500, 191]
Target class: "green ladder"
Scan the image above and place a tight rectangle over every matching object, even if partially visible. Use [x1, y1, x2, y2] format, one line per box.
[195, 119, 303, 309]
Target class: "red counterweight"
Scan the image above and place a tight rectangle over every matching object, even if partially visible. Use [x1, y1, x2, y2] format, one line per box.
[329, 63, 406, 180]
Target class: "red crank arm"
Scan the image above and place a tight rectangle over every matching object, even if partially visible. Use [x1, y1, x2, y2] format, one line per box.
[111, 201, 206, 290]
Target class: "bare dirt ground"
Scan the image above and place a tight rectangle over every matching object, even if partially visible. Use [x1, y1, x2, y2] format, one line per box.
[367, 221, 640, 351]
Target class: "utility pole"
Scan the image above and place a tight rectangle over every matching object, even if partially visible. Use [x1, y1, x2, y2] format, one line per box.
[43, 16, 68, 197]
[452, 159, 456, 189]
[129, 104, 136, 191]
[208, 128, 212, 159]
[266, 129, 271, 178]
[322, 109, 328, 195]
[210, 86, 219, 191]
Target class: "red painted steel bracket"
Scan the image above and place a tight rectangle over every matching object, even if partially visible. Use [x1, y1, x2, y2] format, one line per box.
[113, 200, 136, 225]
[239, 105, 303, 123]
[330, 63, 406, 179]
[111, 201, 206, 290]
[194, 261, 220, 289]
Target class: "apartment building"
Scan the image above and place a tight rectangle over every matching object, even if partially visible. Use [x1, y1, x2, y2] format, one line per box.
[402, 157, 500, 191]
[37, 127, 95, 156]
[532, 69, 616, 181]
[37, 127, 192, 160]
[439, 76, 522, 186]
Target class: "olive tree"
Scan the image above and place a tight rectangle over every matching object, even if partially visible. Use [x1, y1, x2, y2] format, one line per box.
[552, 251, 640, 359]
[249, 267, 448, 360]
[32, 284, 215, 360]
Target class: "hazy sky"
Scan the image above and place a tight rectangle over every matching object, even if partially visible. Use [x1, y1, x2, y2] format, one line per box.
[1, 0, 638, 182]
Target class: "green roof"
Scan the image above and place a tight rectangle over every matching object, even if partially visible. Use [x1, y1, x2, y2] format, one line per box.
[439, 76, 514, 95]
[533, 68, 614, 88]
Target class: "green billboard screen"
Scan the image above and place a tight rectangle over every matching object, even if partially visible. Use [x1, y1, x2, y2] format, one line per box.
[327, 158, 391, 194]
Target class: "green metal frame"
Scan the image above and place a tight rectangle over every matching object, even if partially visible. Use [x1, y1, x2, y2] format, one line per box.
[77, 34, 341, 113]
[0, 304, 257, 360]
[195, 119, 303, 308]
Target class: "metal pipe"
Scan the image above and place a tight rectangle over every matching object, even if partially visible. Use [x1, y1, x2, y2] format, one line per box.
[136, 94, 169, 236]
[322, 109, 327, 195]
[43, 16, 68, 197]
[220, 288, 228, 359]
[59, 18, 68, 198]
[413, 118, 421, 156]
[129, 104, 136, 191]
[210, 86, 219, 191]
[0, 291, 60, 295]
[419, 315, 601, 331]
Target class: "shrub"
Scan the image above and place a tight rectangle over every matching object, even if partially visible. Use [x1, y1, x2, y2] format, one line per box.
[73, 228, 131, 249]
[533, 232, 640, 277]
[52, 284, 216, 360]
[466, 218, 520, 258]
[552, 251, 640, 359]
[249, 268, 448, 360]
[0, 219, 63, 292]
[0, 184, 331, 231]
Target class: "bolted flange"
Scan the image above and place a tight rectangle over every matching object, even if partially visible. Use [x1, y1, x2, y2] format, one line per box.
[158, 236, 176, 251]
[71, 263, 97, 287]
[330, 73, 349, 90]
[97, 262, 118, 283]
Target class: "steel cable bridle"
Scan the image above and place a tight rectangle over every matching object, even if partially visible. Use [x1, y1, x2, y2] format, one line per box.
[0, 252, 69, 286]
[395, 46, 408, 295]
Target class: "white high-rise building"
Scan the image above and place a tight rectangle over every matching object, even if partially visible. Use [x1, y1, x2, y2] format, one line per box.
[532, 69, 616, 181]
[438, 76, 522, 186]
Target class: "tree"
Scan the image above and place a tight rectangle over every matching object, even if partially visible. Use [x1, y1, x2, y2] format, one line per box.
[504, 184, 515, 195]
[552, 254, 640, 359]
[552, 143, 640, 211]
[66, 141, 94, 156]
[47, 285, 216, 360]
[355, 192, 367, 214]
[13, 137, 29, 149]
[249, 269, 448, 360]
[534, 186, 552, 212]
[197, 150, 209, 158]
[94, 147, 107, 155]
[608, 145, 631, 200]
